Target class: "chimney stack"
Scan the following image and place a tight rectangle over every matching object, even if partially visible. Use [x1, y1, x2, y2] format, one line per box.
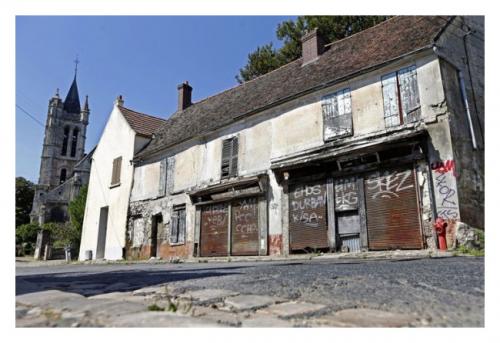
[115, 95, 124, 107]
[177, 81, 192, 111]
[301, 28, 325, 66]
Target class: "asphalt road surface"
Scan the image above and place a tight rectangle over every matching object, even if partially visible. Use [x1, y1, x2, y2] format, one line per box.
[16, 256, 484, 327]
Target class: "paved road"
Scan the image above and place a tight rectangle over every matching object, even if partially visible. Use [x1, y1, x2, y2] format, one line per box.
[16, 256, 484, 327]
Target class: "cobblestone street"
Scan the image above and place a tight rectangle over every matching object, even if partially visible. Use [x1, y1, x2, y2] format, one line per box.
[16, 255, 484, 327]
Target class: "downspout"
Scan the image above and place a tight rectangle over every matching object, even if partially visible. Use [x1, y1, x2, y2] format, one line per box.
[458, 70, 478, 150]
[462, 28, 484, 145]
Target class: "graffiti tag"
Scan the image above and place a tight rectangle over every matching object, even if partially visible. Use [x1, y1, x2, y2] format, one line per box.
[366, 170, 413, 199]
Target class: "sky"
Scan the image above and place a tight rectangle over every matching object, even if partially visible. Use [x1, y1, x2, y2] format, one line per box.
[15, 16, 294, 182]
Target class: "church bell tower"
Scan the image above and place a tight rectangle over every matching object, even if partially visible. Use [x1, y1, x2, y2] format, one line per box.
[31, 59, 90, 224]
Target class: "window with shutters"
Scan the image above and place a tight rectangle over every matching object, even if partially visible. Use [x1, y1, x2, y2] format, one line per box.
[382, 65, 421, 128]
[221, 136, 239, 179]
[322, 88, 353, 141]
[170, 206, 186, 244]
[110, 156, 122, 187]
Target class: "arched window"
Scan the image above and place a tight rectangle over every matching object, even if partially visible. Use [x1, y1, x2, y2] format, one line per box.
[70, 128, 79, 157]
[59, 168, 67, 184]
[61, 126, 70, 156]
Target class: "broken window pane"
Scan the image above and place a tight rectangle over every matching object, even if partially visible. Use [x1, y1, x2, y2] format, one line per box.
[322, 88, 353, 140]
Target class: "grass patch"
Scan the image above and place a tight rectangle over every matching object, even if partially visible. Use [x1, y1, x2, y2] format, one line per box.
[167, 303, 177, 313]
[147, 304, 164, 311]
[457, 245, 484, 257]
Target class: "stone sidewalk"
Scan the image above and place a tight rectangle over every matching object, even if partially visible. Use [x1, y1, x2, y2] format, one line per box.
[17, 249, 455, 268]
[16, 284, 422, 328]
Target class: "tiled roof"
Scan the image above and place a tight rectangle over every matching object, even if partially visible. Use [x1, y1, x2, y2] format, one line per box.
[119, 106, 167, 137]
[137, 16, 451, 159]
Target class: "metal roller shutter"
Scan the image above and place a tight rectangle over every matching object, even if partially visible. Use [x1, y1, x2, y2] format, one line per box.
[231, 197, 259, 256]
[364, 166, 423, 250]
[289, 180, 329, 251]
[200, 203, 229, 257]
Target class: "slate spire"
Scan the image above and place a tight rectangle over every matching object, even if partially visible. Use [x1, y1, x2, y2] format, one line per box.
[63, 58, 81, 114]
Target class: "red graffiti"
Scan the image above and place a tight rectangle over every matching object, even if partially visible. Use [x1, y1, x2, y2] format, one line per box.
[431, 160, 456, 176]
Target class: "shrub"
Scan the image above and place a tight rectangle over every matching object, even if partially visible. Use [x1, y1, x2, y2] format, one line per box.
[16, 223, 40, 245]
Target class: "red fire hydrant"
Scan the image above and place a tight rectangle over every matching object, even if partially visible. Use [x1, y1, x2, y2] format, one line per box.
[434, 218, 448, 251]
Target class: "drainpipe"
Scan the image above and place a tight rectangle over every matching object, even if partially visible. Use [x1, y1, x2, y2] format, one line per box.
[458, 70, 477, 150]
[462, 28, 484, 144]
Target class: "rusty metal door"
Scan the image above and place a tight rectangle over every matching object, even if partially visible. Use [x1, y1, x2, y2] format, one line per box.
[364, 167, 423, 250]
[231, 197, 259, 256]
[200, 203, 229, 257]
[289, 181, 329, 251]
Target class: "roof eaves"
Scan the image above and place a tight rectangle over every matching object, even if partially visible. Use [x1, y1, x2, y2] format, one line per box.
[136, 44, 434, 161]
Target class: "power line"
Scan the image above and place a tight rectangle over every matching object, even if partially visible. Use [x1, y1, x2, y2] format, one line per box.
[16, 104, 45, 127]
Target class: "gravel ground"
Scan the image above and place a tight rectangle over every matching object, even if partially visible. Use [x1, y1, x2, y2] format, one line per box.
[16, 256, 484, 327]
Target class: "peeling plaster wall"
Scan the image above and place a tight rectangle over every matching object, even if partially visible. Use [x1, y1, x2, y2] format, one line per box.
[434, 16, 484, 229]
[127, 193, 193, 259]
[130, 161, 162, 202]
[130, 49, 469, 257]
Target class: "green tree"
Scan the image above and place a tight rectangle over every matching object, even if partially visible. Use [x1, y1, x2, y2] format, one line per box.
[67, 184, 88, 249]
[237, 16, 390, 83]
[15, 223, 40, 245]
[42, 222, 80, 249]
[16, 177, 35, 227]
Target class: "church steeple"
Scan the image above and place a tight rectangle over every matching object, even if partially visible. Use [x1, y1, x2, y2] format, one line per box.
[63, 57, 81, 114]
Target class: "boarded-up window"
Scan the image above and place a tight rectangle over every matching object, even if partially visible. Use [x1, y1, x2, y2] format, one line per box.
[382, 65, 420, 128]
[221, 137, 238, 179]
[111, 156, 122, 186]
[170, 206, 186, 244]
[322, 88, 353, 140]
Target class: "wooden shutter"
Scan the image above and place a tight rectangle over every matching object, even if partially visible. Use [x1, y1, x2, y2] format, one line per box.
[221, 137, 238, 178]
[382, 73, 401, 127]
[178, 208, 186, 243]
[111, 156, 122, 185]
[158, 159, 167, 197]
[230, 137, 238, 177]
[221, 139, 232, 178]
[398, 66, 421, 123]
[322, 89, 352, 140]
[170, 210, 179, 244]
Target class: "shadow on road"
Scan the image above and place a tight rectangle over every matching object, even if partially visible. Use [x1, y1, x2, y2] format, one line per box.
[16, 266, 247, 297]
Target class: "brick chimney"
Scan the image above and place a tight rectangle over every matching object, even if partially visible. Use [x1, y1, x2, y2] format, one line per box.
[177, 81, 192, 111]
[301, 28, 325, 66]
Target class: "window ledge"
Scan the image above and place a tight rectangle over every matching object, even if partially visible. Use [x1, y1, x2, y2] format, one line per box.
[169, 241, 185, 247]
[109, 182, 121, 189]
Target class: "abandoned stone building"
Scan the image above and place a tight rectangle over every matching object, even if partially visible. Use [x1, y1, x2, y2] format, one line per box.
[31, 71, 92, 225]
[79, 16, 484, 261]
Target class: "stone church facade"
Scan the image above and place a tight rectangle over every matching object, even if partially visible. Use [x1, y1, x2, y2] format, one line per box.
[30, 73, 92, 225]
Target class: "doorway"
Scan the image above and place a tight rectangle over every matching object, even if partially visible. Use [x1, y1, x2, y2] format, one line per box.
[151, 214, 163, 258]
[96, 206, 109, 259]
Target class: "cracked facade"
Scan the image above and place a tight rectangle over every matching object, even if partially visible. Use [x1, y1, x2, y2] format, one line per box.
[79, 16, 484, 261]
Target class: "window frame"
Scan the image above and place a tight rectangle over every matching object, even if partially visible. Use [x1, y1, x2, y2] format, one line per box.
[170, 205, 186, 245]
[321, 87, 353, 141]
[110, 156, 122, 188]
[381, 65, 421, 128]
